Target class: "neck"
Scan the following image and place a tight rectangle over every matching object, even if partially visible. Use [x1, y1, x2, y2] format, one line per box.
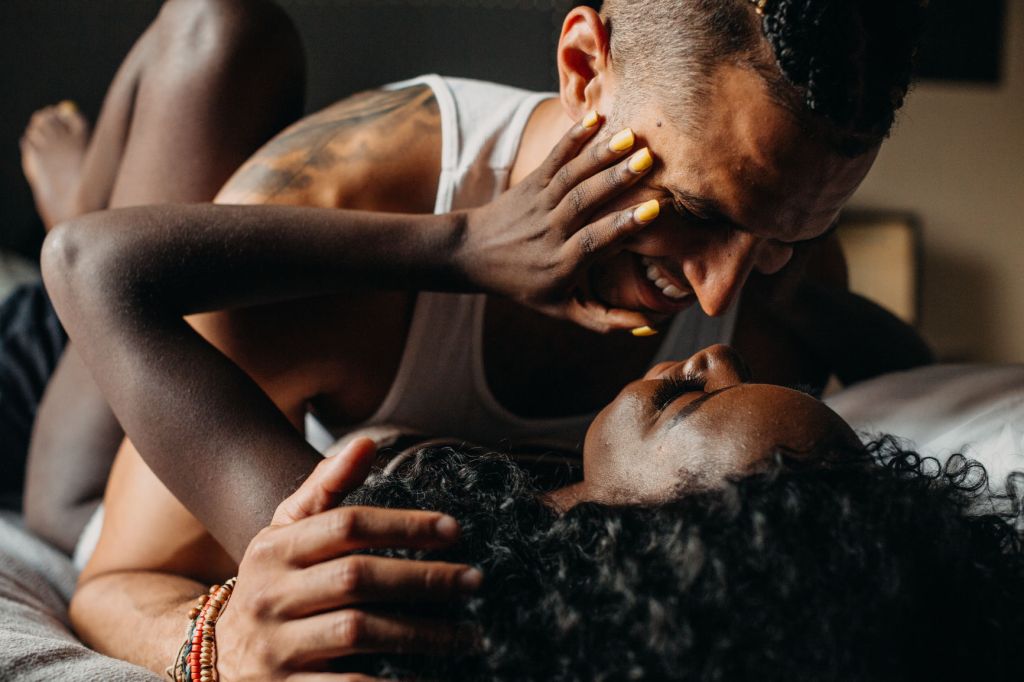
[509, 97, 577, 187]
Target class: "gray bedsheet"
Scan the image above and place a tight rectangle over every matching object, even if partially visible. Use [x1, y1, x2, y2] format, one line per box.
[0, 511, 158, 681]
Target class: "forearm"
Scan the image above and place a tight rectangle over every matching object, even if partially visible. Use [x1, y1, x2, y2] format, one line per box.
[24, 347, 122, 553]
[45, 204, 467, 317]
[772, 282, 935, 385]
[42, 205, 464, 557]
[70, 571, 204, 675]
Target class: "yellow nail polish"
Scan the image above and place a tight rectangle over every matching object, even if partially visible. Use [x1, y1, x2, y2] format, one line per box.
[633, 199, 661, 223]
[608, 128, 635, 152]
[628, 147, 653, 173]
[581, 110, 600, 128]
[57, 100, 78, 115]
[632, 326, 658, 337]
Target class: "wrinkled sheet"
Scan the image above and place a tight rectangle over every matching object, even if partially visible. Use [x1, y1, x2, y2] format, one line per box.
[0, 511, 158, 681]
[827, 364, 1024, 493]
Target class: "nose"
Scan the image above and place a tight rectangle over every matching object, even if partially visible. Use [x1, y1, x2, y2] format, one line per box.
[644, 344, 751, 389]
[685, 232, 761, 317]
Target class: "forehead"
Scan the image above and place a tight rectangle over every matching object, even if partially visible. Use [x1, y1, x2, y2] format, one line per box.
[636, 65, 877, 243]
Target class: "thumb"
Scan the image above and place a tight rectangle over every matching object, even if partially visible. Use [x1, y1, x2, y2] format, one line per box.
[271, 437, 377, 526]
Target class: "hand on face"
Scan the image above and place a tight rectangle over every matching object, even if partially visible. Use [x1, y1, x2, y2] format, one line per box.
[459, 112, 668, 334]
[217, 439, 482, 681]
[577, 345, 861, 506]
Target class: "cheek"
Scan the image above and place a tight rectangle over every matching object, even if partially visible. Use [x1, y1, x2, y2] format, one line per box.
[754, 242, 794, 275]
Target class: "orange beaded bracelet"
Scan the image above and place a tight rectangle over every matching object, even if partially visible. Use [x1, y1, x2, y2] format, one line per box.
[167, 578, 237, 682]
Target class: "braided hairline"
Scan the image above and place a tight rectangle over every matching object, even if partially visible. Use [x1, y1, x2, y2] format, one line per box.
[602, 0, 926, 156]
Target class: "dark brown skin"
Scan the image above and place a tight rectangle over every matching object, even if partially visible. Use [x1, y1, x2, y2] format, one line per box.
[51, 116, 666, 677]
[22, 0, 306, 552]
[548, 344, 862, 510]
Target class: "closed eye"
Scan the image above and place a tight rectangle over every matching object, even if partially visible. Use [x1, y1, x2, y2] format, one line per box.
[651, 374, 706, 410]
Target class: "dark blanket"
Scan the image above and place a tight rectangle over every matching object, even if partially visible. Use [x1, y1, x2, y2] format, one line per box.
[0, 281, 66, 507]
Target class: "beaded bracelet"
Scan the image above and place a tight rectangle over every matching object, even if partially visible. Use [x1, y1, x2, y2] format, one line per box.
[167, 577, 238, 682]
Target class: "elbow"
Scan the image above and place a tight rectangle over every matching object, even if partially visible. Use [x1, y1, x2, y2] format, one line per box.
[41, 218, 89, 310]
[41, 213, 125, 329]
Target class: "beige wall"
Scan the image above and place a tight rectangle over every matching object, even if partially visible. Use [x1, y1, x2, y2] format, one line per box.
[849, 1, 1024, 363]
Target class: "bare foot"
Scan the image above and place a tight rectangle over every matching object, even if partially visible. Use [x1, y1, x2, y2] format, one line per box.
[20, 101, 91, 230]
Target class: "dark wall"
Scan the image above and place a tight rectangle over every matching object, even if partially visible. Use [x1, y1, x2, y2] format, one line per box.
[0, 0, 578, 260]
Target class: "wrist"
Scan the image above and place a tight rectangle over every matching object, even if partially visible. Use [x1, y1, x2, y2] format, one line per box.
[443, 209, 477, 292]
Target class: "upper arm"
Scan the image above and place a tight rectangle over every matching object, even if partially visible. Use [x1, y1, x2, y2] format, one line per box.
[215, 84, 441, 211]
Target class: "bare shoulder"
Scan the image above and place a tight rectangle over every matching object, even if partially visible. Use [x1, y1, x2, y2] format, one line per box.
[217, 85, 441, 210]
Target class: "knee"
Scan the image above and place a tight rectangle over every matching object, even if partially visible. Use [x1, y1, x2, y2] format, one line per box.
[155, 0, 303, 71]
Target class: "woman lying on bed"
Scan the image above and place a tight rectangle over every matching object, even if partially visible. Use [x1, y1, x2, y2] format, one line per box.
[42, 125, 1022, 679]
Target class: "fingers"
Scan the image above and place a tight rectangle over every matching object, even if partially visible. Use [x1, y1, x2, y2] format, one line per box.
[278, 555, 482, 616]
[270, 506, 461, 566]
[272, 438, 378, 526]
[554, 145, 655, 235]
[564, 198, 666, 267]
[566, 298, 655, 334]
[544, 124, 645, 205]
[534, 110, 606, 186]
[278, 610, 460, 665]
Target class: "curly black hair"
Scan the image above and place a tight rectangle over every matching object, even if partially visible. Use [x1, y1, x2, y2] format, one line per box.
[342, 439, 1024, 680]
[602, 0, 928, 155]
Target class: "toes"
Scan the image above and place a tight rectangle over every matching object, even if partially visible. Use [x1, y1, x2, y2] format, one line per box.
[25, 101, 90, 143]
[28, 106, 60, 136]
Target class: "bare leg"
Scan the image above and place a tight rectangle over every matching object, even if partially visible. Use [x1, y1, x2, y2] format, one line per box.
[24, 0, 306, 552]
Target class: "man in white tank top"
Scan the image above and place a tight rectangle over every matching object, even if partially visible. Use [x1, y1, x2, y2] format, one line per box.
[48, 0, 932, 567]
[41, 0, 938, 674]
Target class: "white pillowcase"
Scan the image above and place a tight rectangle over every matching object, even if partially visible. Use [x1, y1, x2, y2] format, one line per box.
[826, 364, 1024, 492]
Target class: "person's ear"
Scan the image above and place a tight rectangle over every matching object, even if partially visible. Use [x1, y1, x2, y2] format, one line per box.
[557, 7, 614, 120]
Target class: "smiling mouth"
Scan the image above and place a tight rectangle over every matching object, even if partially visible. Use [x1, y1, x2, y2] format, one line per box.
[633, 254, 695, 314]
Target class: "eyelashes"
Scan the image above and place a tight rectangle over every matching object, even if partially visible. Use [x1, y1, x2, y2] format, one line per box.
[651, 373, 706, 410]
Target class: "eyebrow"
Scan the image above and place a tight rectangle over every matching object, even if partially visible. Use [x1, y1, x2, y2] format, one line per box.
[670, 189, 841, 246]
[667, 385, 737, 429]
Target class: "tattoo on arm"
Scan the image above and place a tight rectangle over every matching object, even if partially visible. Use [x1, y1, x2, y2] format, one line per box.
[222, 85, 438, 203]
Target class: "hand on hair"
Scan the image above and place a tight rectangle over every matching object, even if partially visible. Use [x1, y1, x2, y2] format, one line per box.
[216, 438, 481, 681]
[458, 113, 663, 333]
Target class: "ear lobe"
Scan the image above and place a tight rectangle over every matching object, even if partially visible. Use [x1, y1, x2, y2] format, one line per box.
[557, 7, 612, 120]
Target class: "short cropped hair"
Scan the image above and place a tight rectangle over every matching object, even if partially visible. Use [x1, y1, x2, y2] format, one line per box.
[343, 440, 1024, 680]
[601, 0, 927, 155]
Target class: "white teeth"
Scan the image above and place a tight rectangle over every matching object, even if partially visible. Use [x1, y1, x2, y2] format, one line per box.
[662, 284, 686, 299]
[642, 257, 691, 301]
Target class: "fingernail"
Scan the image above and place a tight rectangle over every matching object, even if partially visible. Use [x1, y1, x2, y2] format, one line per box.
[458, 568, 484, 592]
[436, 515, 460, 540]
[581, 110, 600, 128]
[57, 100, 78, 115]
[628, 147, 653, 173]
[608, 128, 635, 152]
[632, 326, 659, 337]
[633, 199, 661, 223]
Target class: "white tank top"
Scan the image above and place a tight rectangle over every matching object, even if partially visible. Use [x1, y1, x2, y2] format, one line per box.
[307, 75, 738, 452]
